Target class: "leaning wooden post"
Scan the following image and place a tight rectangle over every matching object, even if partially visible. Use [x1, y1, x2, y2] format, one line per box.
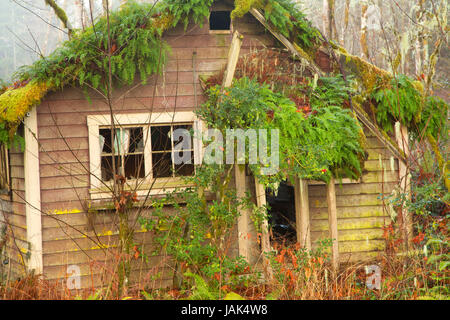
[221, 31, 251, 261]
[326, 177, 339, 272]
[294, 178, 311, 250]
[221, 31, 243, 90]
[235, 165, 251, 262]
[395, 122, 413, 248]
[254, 177, 273, 280]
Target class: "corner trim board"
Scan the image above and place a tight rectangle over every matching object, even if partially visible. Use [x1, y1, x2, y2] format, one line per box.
[24, 106, 43, 274]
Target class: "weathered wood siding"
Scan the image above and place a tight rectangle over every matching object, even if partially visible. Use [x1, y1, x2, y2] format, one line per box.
[36, 8, 272, 288]
[29, 2, 402, 286]
[2, 145, 28, 277]
[309, 129, 399, 262]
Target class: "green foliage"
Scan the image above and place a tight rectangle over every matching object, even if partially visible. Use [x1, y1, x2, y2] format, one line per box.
[419, 96, 448, 139]
[371, 74, 448, 139]
[263, 0, 320, 48]
[0, 123, 24, 151]
[231, 0, 260, 19]
[386, 164, 449, 299]
[372, 75, 421, 133]
[138, 164, 256, 292]
[161, 0, 214, 30]
[184, 272, 219, 300]
[197, 76, 365, 184]
[15, 1, 169, 93]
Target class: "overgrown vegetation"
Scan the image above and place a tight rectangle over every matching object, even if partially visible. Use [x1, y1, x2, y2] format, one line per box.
[371, 74, 448, 139]
[138, 165, 256, 297]
[0, 0, 448, 301]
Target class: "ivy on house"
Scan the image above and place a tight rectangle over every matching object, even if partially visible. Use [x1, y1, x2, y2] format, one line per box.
[197, 76, 365, 185]
[371, 74, 448, 140]
[0, 0, 324, 145]
[15, 1, 170, 92]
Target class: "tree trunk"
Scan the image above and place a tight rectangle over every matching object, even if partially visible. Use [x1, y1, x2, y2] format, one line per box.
[360, 4, 370, 60]
[323, 0, 336, 40]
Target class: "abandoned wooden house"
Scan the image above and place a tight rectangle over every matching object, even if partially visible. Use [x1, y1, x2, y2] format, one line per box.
[0, 0, 423, 289]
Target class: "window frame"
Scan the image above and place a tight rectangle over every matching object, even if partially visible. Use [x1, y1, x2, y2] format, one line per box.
[87, 112, 203, 199]
[209, 10, 232, 34]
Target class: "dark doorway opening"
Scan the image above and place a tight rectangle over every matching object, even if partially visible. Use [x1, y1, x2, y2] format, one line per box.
[209, 11, 231, 31]
[266, 181, 297, 245]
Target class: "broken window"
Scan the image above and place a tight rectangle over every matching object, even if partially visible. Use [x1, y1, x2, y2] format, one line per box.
[151, 124, 194, 178]
[99, 127, 145, 181]
[209, 11, 231, 31]
[98, 123, 194, 182]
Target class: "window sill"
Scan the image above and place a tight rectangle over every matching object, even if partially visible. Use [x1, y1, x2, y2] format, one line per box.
[89, 188, 215, 211]
[89, 177, 196, 200]
[209, 30, 231, 35]
[308, 178, 361, 185]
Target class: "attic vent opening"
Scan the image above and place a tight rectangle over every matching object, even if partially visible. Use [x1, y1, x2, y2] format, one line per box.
[209, 11, 231, 31]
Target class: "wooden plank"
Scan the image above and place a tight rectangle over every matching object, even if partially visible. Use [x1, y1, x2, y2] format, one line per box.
[38, 125, 88, 139]
[40, 150, 90, 165]
[254, 177, 273, 280]
[309, 194, 384, 208]
[294, 178, 311, 250]
[40, 175, 89, 190]
[39, 137, 89, 152]
[9, 153, 24, 166]
[41, 187, 89, 203]
[310, 206, 388, 220]
[40, 162, 89, 178]
[311, 228, 384, 242]
[235, 165, 250, 262]
[340, 251, 380, 263]
[24, 106, 43, 274]
[326, 178, 339, 271]
[364, 159, 398, 172]
[354, 105, 406, 162]
[309, 182, 398, 197]
[249, 8, 324, 77]
[222, 31, 243, 88]
[395, 122, 413, 246]
[222, 31, 251, 262]
[311, 216, 387, 231]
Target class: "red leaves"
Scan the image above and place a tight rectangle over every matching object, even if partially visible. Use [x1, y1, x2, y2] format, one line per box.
[110, 43, 117, 54]
[412, 232, 425, 245]
[289, 95, 312, 116]
[133, 245, 140, 260]
[113, 176, 139, 212]
[416, 73, 426, 81]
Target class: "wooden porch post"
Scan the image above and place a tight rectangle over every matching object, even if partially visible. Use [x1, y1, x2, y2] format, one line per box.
[235, 165, 251, 261]
[327, 177, 339, 271]
[255, 177, 273, 279]
[294, 178, 311, 250]
[222, 31, 251, 261]
[395, 122, 413, 247]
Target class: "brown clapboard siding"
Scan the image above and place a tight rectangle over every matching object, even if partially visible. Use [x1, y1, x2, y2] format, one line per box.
[4, 146, 28, 278]
[40, 162, 90, 178]
[40, 150, 90, 165]
[29, 5, 402, 287]
[309, 133, 399, 260]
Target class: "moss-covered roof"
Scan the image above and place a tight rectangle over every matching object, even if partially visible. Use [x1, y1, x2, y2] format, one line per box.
[0, 0, 446, 145]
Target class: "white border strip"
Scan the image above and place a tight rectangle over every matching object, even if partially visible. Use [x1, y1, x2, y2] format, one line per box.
[24, 106, 43, 274]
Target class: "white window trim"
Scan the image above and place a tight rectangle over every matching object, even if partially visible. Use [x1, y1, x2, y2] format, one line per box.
[87, 112, 203, 200]
[308, 178, 361, 185]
